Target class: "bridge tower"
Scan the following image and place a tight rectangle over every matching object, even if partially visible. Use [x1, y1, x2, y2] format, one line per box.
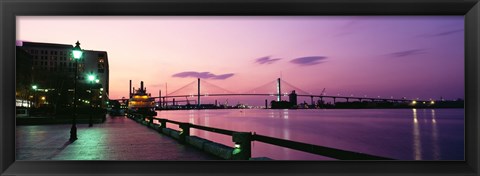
[129, 80, 132, 98]
[277, 78, 281, 101]
[197, 78, 201, 108]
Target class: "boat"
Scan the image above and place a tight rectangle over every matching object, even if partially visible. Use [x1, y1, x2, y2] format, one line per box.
[127, 81, 157, 116]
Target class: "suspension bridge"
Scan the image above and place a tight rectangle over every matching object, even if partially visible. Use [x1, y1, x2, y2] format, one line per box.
[114, 78, 434, 108]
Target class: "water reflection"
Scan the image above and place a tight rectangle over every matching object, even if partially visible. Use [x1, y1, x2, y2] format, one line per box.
[155, 109, 463, 160]
[188, 115, 196, 136]
[283, 109, 289, 119]
[431, 109, 440, 159]
[283, 111, 290, 140]
[189, 116, 195, 124]
[423, 109, 428, 123]
[282, 110, 291, 159]
[412, 108, 422, 160]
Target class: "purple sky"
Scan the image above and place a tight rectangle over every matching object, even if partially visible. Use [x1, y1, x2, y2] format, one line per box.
[17, 16, 464, 104]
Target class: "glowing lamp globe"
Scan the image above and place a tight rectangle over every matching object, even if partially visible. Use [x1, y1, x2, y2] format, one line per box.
[72, 50, 83, 59]
[72, 40, 83, 59]
[88, 75, 96, 81]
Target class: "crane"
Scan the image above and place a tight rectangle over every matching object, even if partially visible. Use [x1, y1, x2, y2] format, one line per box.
[321, 88, 326, 96]
[318, 88, 326, 108]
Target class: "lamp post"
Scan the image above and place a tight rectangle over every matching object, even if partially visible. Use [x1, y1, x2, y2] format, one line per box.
[70, 41, 83, 141]
[87, 74, 98, 127]
[31, 85, 37, 108]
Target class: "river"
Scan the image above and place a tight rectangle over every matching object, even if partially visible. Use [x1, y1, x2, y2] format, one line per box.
[155, 108, 464, 160]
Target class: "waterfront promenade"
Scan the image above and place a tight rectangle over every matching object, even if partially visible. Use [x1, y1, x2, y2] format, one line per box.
[16, 115, 219, 160]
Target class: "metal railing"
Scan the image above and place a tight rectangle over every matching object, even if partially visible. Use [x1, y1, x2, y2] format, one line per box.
[128, 113, 392, 160]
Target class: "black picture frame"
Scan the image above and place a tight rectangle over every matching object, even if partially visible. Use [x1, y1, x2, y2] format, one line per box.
[1, 0, 479, 175]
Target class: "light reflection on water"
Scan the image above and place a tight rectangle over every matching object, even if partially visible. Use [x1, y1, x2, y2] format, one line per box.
[412, 108, 422, 160]
[432, 109, 440, 160]
[156, 108, 464, 160]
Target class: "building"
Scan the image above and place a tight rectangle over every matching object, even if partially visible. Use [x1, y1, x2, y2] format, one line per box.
[81, 50, 110, 108]
[18, 41, 109, 111]
[15, 46, 33, 107]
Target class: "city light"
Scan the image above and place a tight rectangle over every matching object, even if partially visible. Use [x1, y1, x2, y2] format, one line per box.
[72, 50, 83, 59]
[430, 101, 435, 105]
[412, 100, 417, 105]
[32, 85, 38, 90]
[88, 74, 96, 81]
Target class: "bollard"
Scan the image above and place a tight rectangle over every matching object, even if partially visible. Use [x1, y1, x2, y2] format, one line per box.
[231, 132, 252, 160]
[179, 123, 190, 144]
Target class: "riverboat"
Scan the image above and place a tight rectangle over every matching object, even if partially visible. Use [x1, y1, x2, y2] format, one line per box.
[128, 81, 157, 116]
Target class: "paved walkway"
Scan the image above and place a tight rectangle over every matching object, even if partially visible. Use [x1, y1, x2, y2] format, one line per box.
[16, 115, 219, 160]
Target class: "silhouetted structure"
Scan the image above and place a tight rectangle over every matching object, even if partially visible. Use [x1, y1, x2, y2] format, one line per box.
[18, 41, 109, 116]
[289, 90, 297, 107]
[15, 46, 33, 107]
[270, 100, 293, 109]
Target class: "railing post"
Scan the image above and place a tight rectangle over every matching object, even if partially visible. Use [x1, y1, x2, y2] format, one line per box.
[159, 119, 166, 129]
[232, 132, 252, 160]
[139, 114, 144, 123]
[179, 123, 190, 144]
[148, 116, 153, 127]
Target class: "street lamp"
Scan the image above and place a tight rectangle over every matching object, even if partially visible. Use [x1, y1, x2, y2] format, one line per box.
[87, 73, 98, 127]
[31, 85, 37, 108]
[70, 41, 83, 142]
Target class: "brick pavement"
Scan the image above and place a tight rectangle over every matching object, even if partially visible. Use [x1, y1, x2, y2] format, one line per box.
[16, 115, 219, 160]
